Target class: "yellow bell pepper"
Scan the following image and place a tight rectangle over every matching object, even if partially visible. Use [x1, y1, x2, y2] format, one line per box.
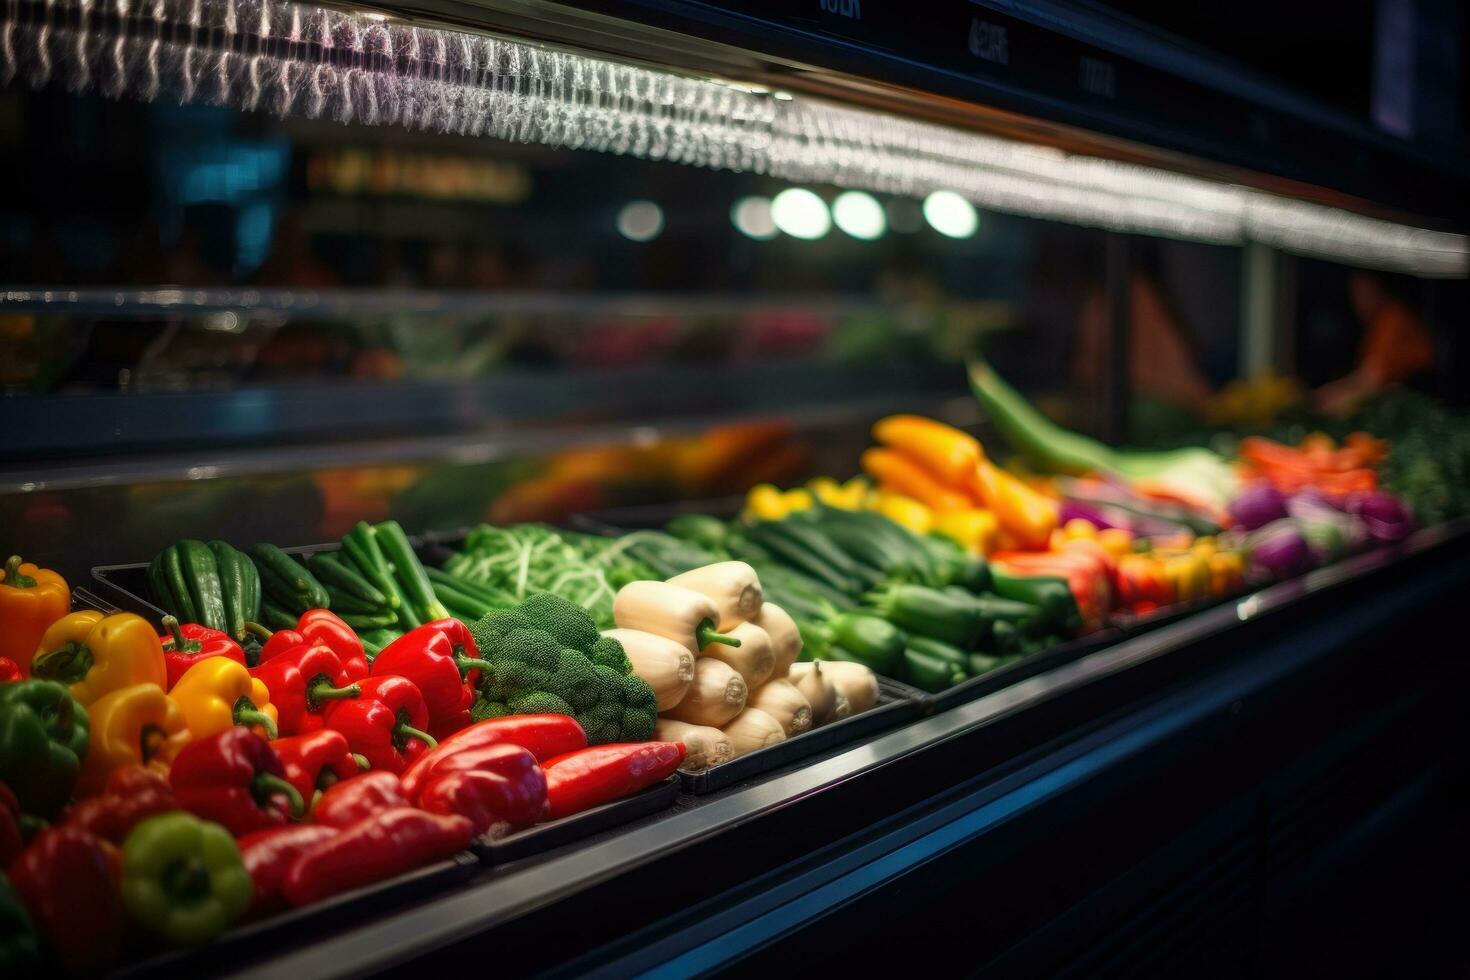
[169, 657, 279, 740]
[972, 460, 1058, 551]
[1191, 536, 1218, 557]
[806, 477, 846, 507]
[78, 682, 191, 797]
[1097, 527, 1135, 559]
[0, 555, 71, 675]
[31, 611, 166, 707]
[1161, 552, 1211, 604]
[782, 488, 814, 513]
[1208, 551, 1245, 596]
[861, 448, 975, 513]
[1062, 518, 1099, 540]
[872, 491, 933, 534]
[871, 415, 985, 489]
[934, 508, 999, 555]
[744, 483, 791, 521]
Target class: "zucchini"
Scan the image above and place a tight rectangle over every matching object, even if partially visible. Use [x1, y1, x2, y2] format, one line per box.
[256, 563, 310, 615]
[180, 539, 227, 632]
[250, 544, 328, 609]
[209, 540, 255, 641]
[147, 552, 173, 616]
[907, 635, 971, 674]
[987, 568, 1080, 635]
[745, 523, 857, 597]
[341, 525, 401, 612]
[309, 552, 388, 607]
[158, 544, 199, 623]
[900, 646, 966, 692]
[825, 612, 905, 675]
[867, 583, 984, 649]
[259, 597, 299, 631]
[339, 611, 402, 630]
[375, 520, 448, 623]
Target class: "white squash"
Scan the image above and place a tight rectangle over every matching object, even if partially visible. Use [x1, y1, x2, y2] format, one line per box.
[788, 661, 838, 726]
[747, 679, 812, 736]
[816, 660, 879, 714]
[661, 657, 747, 728]
[721, 707, 787, 758]
[667, 562, 763, 631]
[603, 628, 694, 711]
[750, 602, 802, 678]
[655, 719, 732, 772]
[613, 580, 743, 658]
[700, 621, 775, 689]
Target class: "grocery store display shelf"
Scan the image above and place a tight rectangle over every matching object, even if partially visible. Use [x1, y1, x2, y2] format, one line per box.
[188, 520, 1467, 979]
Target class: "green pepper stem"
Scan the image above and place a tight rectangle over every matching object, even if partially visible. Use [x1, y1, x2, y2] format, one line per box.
[242, 622, 274, 641]
[3, 556, 36, 589]
[396, 723, 437, 750]
[353, 753, 371, 770]
[232, 698, 278, 740]
[695, 618, 741, 650]
[253, 771, 306, 818]
[454, 655, 492, 677]
[162, 615, 198, 653]
[161, 856, 212, 903]
[307, 679, 361, 709]
[30, 642, 94, 683]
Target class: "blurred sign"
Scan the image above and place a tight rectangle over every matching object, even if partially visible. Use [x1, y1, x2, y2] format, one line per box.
[307, 149, 532, 204]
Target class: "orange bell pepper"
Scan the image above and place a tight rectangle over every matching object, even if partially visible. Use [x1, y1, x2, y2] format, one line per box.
[972, 460, 1058, 551]
[31, 611, 167, 706]
[77, 682, 190, 797]
[0, 555, 70, 675]
[871, 415, 985, 489]
[861, 448, 975, 512]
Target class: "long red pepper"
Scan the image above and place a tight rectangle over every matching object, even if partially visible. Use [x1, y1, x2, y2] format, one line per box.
[250, 645, 360, 736]
[238, 824, 340, 918]
[311, 771, 409, 829]
[370, 619, 489, 738]
[399, 714, 587, 800]
[282, 808, 473, 907]
[170, 728, 306, 836]
[323, 675, 436, 774]
[158, 616, 246, 690]
[9, 826, 124, 973]
[542, 741, 685, 821]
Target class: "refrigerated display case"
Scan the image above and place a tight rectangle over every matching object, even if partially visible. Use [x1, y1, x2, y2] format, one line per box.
[2, 0, 1468, 975]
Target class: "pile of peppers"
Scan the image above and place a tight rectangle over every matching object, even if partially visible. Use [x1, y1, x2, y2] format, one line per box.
[1, 577, 685, 972]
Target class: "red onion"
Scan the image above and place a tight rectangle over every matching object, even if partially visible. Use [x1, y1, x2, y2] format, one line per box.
[1229, 482, 1289, 531]
[1344, 491, 1415, 543]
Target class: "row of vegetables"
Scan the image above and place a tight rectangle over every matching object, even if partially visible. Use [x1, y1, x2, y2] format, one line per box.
[0, 359, 1435, 973]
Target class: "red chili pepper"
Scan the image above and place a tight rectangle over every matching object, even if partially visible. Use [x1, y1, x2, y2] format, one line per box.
[9, 826, 124, 972]
[282, 808, 473, 907]
[250, 645, 360, 736]
[0, 781, 23, 865]
[170, 728, 306, 837]
[370, 620, 488, 738]
[323, 675, 437, 774]
[416, 744, 546, 837]
[542, 741, 685, 821]
[272, 729, 364, 805]
[62, 765, 177, 845]
[238, 824, 339, 918]
[311, 771, 408, 829]
[296, 610, 370, 682]
[399, 714, 587, 801]
[158, 615, 246, 690]
[0, 656, 23, 683]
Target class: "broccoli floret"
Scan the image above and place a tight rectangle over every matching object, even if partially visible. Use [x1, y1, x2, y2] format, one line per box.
[519, 592, 600, 653]
[507, 691, 574, 716]
[587, 635, 631, 673]
[471, 608, 537, 653]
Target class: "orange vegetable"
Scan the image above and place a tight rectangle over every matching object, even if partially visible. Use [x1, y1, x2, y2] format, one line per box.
[972, 460, 1058, 551]
[871, 415, 985, 489]
[861, 448, 974, 513]
[0, 555, 70, 675]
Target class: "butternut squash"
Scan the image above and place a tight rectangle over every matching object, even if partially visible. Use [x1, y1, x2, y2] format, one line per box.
[661, 657, 747, 728]
[603, 628, 694, 711]
[667, 561, 763, 631]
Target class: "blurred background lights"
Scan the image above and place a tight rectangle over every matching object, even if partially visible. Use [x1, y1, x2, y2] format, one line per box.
[922, 191, 979, 239]
[832, 191, 886, 240]
[770, 188, 831, 240]
[616, 200, 664, 241]
[731, 196, 778, 240]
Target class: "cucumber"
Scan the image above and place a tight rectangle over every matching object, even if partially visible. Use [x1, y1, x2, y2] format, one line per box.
[375, 520, 447, 623]
[745, 523, 857, 596]
[180, 539, 227, 632]
[256, 563, 310, 614]
[209, 540, 255, 641]
[825, 612, 905, 675]
[339, 611, 402, 630]
[250, 544, 329, 609]
[260, 598, 300, 631]
[341, 525, 401, 612]
[309, 552, 388, 607]
[867, 583, 985, 650]
[158, 544, 199, 623]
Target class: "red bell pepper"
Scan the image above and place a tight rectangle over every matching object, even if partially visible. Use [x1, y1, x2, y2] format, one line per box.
[63, 765, 177, 845]
[9, 826, 123, 972]
[282, 808, 473, 907]
[0, 657, 22, 683]
[159, 615, 246, 690]
[399, 714, 587, 800]
[323, 675, 436, 774]
[170, 728, 306, 837]
[250, 645, 360, 737]
[254, 611, 370, 682]
[542, 741, 685, 821]
[416, 744, 546, 837]
[237, 824, 339, 917]
[272, 729, 364, 805]
[0, 782, 23, 865]
[370, 620, 489, 738]
[311, 771, 408, 829]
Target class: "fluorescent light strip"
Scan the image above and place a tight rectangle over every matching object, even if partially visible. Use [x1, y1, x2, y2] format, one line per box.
[0, 0, 1463, 275]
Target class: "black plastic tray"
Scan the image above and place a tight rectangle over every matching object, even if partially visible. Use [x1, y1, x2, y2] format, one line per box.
[475, 774, 680, 865]
[679, 676, 924, 794]
[110, 852, 479, 979]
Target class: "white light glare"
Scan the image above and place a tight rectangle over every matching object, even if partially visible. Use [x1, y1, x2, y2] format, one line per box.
[923, 191, 979, 239]
[731, 196, 778, 240]
[770, 188, 831, 240]
[616, 200, 663, 242]
[832, 191, 886, 240]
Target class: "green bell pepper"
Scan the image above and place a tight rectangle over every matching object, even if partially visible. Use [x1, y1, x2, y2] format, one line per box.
[0, 872, 40, 972]
[0, 680, 90, 816]
[122, 812, 251, 946]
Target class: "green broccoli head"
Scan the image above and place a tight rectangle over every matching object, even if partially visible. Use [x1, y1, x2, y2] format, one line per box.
[471, 608, 537, 654]
[519, 592, 601, 653]
[587, 635, 631, 673]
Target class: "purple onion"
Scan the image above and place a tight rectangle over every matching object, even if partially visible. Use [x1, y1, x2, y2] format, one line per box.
[1344, 491, 1415, 543]
[1287, 488, 1369, 557]
[1058, 499, 1127, 531]
[1246, 518, 1312, 580]
[1229, 482, 1289, 531]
